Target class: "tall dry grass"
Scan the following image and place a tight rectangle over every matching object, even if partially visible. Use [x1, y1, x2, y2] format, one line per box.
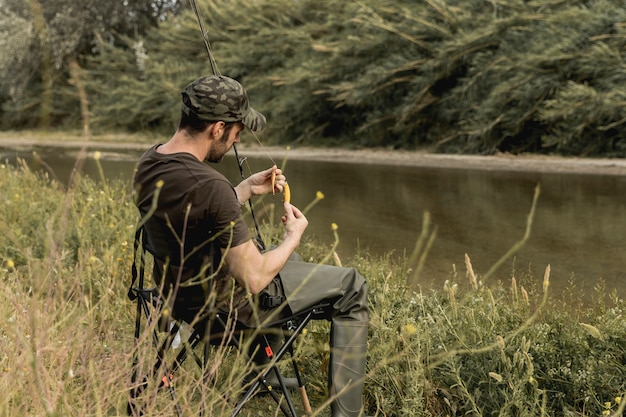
[1, 157, 625, 416]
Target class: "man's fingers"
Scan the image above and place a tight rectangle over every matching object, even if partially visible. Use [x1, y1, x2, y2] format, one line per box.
[284, 201, 305, 218]
[283, 201, 293, 217]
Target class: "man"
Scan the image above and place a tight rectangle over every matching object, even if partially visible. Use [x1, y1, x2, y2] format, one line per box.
[133, 75, 369, 417]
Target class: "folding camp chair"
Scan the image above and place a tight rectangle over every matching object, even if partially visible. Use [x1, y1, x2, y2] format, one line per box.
[126, 227, 329, 417]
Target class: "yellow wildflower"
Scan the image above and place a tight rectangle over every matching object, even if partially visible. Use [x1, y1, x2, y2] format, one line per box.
[402, 323, 417, 336]
[331, 223, 338, 231]
[316, 191, 325, 200]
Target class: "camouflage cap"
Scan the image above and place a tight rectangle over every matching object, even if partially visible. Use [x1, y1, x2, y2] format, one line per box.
[181, 75, 266, 132]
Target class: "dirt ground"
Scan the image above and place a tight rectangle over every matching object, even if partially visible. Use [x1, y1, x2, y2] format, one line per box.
[240, 146, 626, 176]
[2, 133, 626, 176]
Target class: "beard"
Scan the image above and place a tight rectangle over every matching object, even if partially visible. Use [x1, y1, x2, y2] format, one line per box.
[206, 152, 225, 163]
[206, 136, 232, 163]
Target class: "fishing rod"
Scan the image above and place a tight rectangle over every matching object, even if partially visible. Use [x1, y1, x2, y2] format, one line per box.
[189, 0, 219, 76]
[188, 0, 267, 249]
[187, 4, 310, 412]
[188, 0, 277, 164]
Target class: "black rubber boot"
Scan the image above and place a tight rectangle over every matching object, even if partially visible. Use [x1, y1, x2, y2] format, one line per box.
[329, 320, 368, 417]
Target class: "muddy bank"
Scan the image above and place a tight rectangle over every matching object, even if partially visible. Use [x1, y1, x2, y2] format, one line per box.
[1, 134, 626, 176]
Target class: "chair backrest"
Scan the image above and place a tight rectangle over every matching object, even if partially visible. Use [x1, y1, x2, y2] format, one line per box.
[130, 219, 223, 317]
[127, 226, 146, 302]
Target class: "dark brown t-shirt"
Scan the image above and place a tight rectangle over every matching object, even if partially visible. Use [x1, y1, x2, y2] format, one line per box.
[133, 145, 250, 317]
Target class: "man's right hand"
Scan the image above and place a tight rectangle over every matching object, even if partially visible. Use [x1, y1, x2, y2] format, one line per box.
[282, 201, 308, 241]
[224, 201, 308, 294]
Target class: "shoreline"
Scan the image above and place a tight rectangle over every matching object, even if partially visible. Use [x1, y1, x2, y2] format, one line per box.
[2, 134, 626, 176]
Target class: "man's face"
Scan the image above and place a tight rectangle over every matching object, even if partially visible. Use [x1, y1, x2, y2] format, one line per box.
[206, 122, 245, 163]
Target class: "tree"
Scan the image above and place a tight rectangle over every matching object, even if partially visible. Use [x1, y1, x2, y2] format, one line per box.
[4, 0, 626, 156]
[0, 0, 182, 129]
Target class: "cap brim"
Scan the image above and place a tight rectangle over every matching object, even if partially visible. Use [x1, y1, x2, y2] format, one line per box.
[242, 107, 266, 132]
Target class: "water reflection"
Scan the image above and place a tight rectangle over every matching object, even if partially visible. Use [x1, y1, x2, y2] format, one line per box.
[1, 145, 624, 301]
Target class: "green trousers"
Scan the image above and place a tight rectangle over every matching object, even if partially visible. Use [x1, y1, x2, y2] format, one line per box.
[259, 259, 370, 417]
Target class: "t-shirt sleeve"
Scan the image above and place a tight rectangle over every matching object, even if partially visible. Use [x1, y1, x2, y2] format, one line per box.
[189, 178, 251, 250]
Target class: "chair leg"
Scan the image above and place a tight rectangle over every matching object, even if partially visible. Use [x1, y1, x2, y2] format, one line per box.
[231, 364, 297, 417]
[128, 297, 186, 417]
[231, 310, 315, 417]
[199, 329, 218, 417]
[230, 331, 296, 417]
[269, 366, 299, 417]
[287, 340, 312, 413]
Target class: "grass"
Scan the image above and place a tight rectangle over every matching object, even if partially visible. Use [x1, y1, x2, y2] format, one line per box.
[0, 157, 625, 417]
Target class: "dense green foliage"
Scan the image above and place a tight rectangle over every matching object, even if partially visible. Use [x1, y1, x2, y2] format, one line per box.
[0, 0, 180, 128]
[1, 161, 624, 416]
[1, 0, 626, 156]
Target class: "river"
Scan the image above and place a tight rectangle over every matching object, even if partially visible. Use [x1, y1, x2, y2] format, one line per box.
[1, 143, 625, 303]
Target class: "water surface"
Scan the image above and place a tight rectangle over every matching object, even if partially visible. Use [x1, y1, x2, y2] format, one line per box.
[2, 145, 624, 302]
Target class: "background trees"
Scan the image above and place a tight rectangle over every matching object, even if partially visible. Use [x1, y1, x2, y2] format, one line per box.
[0, 0, 181, 128]
[1, 0, 625, 156]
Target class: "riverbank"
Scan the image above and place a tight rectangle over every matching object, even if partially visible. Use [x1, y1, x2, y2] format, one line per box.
[2, 131, 626, 176]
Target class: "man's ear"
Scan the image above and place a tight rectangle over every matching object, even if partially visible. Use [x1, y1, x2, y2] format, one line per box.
[207, 121, 224, 139]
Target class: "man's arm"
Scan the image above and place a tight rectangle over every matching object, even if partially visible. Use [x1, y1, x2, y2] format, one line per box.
[223, 201, 307, 294]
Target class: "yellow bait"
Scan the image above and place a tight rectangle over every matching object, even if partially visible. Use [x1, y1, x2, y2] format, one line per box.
[283, 182, 291, 203]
